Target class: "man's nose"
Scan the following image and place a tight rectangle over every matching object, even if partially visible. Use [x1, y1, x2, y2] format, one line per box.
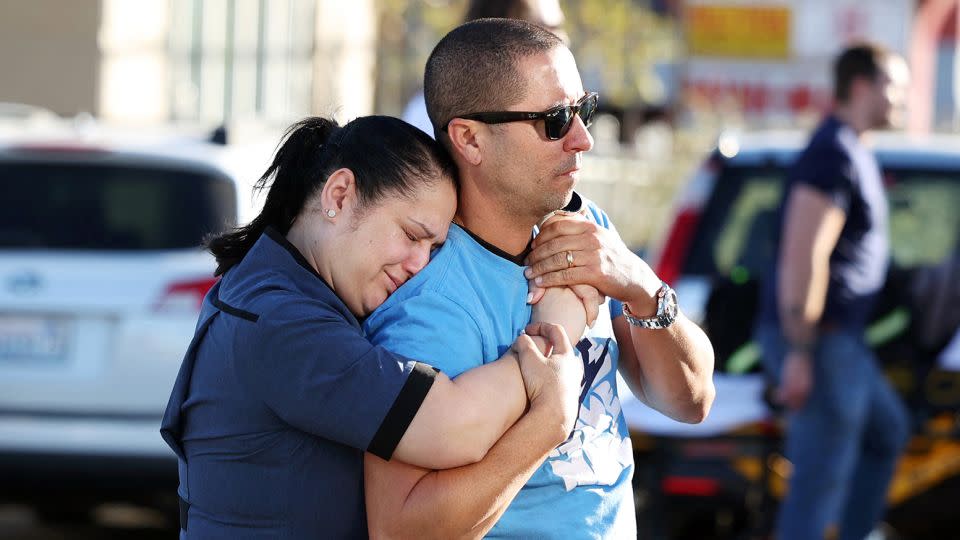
[563, 115, 594, 153]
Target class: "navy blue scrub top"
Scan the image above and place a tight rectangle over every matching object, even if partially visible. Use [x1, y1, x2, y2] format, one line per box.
[160, 227, 437, 539]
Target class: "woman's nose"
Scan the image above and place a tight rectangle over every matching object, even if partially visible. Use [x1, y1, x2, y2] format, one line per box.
[403, 245, 431, 275]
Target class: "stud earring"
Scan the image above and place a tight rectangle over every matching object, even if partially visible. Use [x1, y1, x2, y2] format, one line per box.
[325, 209, 337, 218]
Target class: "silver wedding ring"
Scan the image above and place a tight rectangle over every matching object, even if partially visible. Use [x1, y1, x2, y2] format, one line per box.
[565, 251, 574, 268]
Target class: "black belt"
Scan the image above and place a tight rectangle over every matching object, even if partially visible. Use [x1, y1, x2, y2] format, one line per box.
[179, 496, 189, 531]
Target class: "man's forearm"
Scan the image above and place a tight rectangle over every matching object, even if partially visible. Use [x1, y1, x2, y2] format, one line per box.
[366, 401, 567, 540]
[616, 314, 715, 423]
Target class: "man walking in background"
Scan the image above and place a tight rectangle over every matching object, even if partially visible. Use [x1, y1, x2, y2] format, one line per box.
[755, 43, 911, 540]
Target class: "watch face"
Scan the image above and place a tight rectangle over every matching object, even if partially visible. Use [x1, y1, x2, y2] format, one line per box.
[664, 288, 679, 318]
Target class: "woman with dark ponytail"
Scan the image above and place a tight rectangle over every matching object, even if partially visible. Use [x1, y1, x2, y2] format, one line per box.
[203, 118, 344, 276]
[159, 116, 581, 538]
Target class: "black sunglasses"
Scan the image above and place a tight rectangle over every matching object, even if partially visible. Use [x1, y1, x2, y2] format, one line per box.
[444, 92, 599, 141]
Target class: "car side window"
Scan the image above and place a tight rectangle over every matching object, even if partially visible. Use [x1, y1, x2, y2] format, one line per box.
[887, 174, 960, 268]
[713, 177, 783, 282]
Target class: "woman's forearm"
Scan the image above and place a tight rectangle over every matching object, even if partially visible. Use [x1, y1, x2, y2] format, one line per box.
[532, 287, 587, 345]
[391, 353, 526, 469]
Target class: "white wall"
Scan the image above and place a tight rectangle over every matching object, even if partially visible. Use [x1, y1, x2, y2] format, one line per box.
[98, 0, 171, 123]
[312, 0, 377, 120]
[0, 0, 101, 117]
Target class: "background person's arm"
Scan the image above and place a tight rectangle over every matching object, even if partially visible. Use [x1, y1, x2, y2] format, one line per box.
[775, 184, 847, 409]
[778, 184, 847, 351]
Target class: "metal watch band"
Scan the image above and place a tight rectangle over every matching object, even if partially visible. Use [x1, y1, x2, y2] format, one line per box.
[622, 304, 674, 329]
[622, 282, 678, 329]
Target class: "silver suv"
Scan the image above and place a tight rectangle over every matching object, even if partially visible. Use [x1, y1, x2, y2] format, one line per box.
[0, 133, 245, 516]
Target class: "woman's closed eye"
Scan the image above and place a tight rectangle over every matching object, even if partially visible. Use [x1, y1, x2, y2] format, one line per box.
[404, 228, 443, 250]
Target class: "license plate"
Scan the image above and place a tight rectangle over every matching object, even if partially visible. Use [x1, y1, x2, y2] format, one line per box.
[0, 315, 70, 362]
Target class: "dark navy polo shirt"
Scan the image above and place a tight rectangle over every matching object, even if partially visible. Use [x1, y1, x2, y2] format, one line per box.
[760, 115, 890, 331]
[160, 227, 436, 539]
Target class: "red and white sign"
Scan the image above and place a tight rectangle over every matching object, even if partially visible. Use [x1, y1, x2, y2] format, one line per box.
[682, 0, 915, 122]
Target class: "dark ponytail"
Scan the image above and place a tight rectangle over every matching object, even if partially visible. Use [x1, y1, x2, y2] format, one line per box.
[206, 115, 457, 276]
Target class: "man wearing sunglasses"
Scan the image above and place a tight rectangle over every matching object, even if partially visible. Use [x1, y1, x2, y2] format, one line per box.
[363, 18, 715, 538]
[448, 91, 598, 141]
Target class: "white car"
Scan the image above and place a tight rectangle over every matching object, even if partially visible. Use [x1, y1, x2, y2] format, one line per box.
[0, 131, 251, 512]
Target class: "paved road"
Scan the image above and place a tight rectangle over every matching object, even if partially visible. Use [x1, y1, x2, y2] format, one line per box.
[0, 504, 176, 540]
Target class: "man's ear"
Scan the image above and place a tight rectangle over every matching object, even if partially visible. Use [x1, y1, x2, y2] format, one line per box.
[318, 168, 358, 218]
[445, 118, 484, 166]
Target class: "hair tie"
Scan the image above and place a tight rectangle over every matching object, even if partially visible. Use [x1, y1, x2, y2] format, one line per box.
[331, 122, 356, 148]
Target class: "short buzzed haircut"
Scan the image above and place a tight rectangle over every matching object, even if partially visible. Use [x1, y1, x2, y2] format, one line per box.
[834, 42, 891, 103]
[424, 18, 564, 142]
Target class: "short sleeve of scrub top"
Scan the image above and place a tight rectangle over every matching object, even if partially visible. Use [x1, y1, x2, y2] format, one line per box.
[232, 295, 438, 459]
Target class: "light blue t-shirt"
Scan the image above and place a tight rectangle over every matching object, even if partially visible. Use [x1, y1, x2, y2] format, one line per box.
[363, 198, 636, 539]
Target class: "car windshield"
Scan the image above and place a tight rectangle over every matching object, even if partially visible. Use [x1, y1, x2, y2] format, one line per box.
[685, 163, 960, 281]
[0, 160, 237, 250]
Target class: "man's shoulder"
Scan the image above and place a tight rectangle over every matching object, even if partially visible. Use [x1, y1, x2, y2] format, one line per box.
[793, 129, 853, 180]
[803, 118, 855, 161]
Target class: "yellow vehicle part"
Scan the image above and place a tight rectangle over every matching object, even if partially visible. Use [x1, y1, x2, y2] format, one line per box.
[729, 413, 960, 506]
